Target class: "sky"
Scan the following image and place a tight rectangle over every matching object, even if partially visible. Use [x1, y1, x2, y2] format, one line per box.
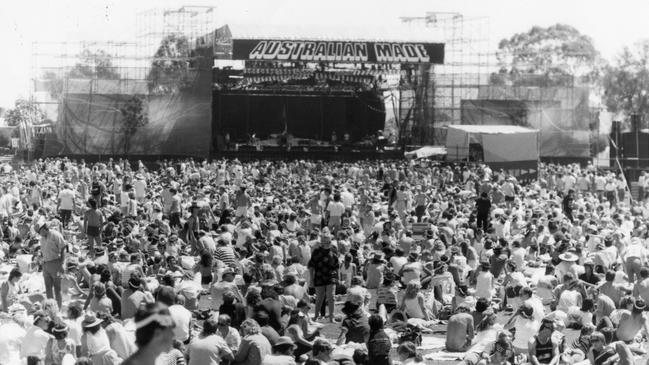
[2, 0, 649, 109]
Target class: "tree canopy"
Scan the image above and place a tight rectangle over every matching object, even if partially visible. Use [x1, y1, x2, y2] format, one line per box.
[493, 24, 603, 86]
[602, 41, 649, 126]
[119, 96, 148, 153]
[68, 48, 121, 80]
[4, 99, 46, 127]
[147, 34, 193, 94]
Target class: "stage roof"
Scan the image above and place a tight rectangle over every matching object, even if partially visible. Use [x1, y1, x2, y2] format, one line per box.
[447, 125, 539, 134]
[219, 23, 444, 43]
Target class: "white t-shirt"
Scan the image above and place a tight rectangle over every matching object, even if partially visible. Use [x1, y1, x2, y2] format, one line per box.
[475, 271, 494, 300]
[235, 227, 253, 248]
[390, 256, 408, 274]
[513, 318, 539, 350]
[21, 326, 52, 358]
[134, 180, 147, 199]
[326, 201, 345, 217]
[169, 304, 192, 342]
[557, 289, 582, 314]
[120, 191, 130, 208]
[340, 191, 355, 209]
[58, 189, 76, 210]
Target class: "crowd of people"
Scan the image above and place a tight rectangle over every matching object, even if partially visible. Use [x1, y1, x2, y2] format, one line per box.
[0, 157, 646, 365]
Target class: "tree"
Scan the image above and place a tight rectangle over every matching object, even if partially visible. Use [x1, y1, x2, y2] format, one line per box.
[4, 99, 46, 127]
[495, 24, 603, 86]
[119, 96, 148, 154]
[68, 48, 120, 80]
[147, 34, 193, 94]
[602, 41, 649, 127]
[42, 71, 65, 99]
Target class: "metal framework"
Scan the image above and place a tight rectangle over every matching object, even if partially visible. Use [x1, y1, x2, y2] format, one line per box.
[401, 12, 492, 144]
[136, 6, 216, 59]
[30, 6, 217, 120]
[29, 6, 217, 155]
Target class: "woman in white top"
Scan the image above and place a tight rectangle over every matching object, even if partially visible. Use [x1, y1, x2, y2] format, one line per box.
[399, 281, 429, 320]
[475, 262, 494, 301]
[505, 304, 539, 355]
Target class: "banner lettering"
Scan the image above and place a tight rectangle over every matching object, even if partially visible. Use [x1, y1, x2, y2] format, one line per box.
[229, 39, 444, 64]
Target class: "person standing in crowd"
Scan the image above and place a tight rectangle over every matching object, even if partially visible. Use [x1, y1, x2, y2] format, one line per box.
[2, 156, 649, 365]
[235, 185, 251, 219]
[83, 198, 104, 256]
[39, 222, 66, 307]
[169, 188, 182, 229]
[57, 183, 77, 229]
[308, 232, 339, 322]
[475, 192, 491, 231]
[325, 194, 345, 234]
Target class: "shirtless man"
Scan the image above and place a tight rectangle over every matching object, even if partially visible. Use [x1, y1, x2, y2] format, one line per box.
[615, 298, 649, 343]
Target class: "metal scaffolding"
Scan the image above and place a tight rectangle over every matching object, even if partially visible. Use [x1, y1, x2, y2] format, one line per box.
[401, 12, 492, 144]
[29, 5, 217, 156]
[136, 6, 216, 59]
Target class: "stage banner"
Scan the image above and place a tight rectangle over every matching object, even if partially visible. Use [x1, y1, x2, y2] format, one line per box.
[230, 39, 444, 64]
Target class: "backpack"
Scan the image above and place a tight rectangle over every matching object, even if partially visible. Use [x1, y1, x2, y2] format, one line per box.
[91, 182, 101, 196]
[398, 324, 423, 346]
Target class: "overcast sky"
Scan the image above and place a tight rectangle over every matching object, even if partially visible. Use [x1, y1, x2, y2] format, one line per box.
[1, 0, 649, 108]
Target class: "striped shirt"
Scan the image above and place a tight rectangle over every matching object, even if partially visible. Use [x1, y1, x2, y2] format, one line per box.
[215, 245, 237, 267]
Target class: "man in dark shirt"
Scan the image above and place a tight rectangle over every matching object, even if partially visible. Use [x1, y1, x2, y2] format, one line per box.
[308, 232, 339, 322]
[219, 291, 246, 328]
[562, 190, 575, 222]
[255, 310, 281, 346]
[578, 260, 600, 286]
[489, 246, 508, 278]
[367, 315, 391, 365]
[475, 192, 491, 231]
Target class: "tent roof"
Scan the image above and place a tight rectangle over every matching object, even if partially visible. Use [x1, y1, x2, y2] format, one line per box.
[219, 23, 443, 43]
[405, 146, 447, 159]
[447, 124, 539, 135]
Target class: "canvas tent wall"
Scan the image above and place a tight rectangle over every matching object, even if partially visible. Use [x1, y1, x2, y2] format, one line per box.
[446, 124, 539, 180]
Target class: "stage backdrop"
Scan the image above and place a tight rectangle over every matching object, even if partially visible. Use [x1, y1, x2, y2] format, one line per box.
[50, 47, 213, 157]
[461, 99, 590, 157]
[446, 124, 538, 161]
[213, 91, 385, 147]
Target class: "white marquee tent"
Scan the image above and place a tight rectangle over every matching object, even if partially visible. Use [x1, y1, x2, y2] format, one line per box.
[445, 125, 539, 163]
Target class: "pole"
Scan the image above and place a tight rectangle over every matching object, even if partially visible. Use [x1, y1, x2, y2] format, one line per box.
[636, 114, 640, 169]
[85, 79, 93, 154]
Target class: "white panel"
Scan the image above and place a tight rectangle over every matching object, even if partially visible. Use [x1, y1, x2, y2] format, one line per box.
[482, 132, 538, 162]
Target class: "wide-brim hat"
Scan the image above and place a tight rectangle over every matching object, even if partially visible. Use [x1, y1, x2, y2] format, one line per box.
[82, 314, 103, 328]
[52, 323, 69, 334]
[372, 253, 386, 262]
[559, 252, 579, 262]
